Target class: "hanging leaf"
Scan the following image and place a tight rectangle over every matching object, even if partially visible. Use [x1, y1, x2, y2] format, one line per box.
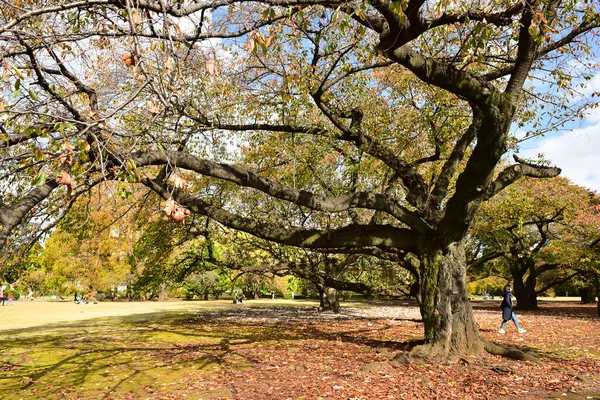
[246, 36, 256, 53]
[32, 172, 46, 186]
[528, 23, 540, 38]
[122, 52, 136, 67]
[169, 173, 188, 190]
[171, 207, 191, 224]
[163, 197, 176, 217]
[206, 59, 219, 76]
[147, 97, 160, 115]
[131, 9, 142, 26]
[34, 148, 44, 161]
[11, 64, 24, 79]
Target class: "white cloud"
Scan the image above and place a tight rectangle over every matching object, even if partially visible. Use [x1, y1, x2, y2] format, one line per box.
[518, 108, 600, 193]
[175, 12, 223, 51]
[579, 72, 600, 96]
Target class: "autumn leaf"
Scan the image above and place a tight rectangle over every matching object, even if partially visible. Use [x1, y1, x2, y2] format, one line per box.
[246, 36, 255, 53]
[169, 173, 188, 190]
[206, 59, 219, 76]
[147, 97, 160, 115]
[163, 197, 176, 217]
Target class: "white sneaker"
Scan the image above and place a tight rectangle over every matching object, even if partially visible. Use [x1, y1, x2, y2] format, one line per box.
[518, 329, 527, 334]
[498, 329, 506, 334]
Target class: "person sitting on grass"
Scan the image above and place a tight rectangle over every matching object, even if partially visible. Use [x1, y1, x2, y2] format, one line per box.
[498, 285, 526, 334]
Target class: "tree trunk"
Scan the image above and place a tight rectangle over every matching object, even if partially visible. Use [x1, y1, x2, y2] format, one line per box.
[413, 242, 484, 360]
[594, 272, 600, 318]
[579, 285, 595, 304]
[512, 259, 538, 310]
[158, 283, 168, 302]
[319, 286, 341, 313]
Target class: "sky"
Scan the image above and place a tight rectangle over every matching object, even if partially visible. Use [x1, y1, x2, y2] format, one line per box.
[518, 104, 600, 194]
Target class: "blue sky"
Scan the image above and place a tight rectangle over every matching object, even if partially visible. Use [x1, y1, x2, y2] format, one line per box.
[518, 106, 600, 194]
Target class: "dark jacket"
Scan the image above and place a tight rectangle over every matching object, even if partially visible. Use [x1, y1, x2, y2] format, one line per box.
[500, 291, 513, 320]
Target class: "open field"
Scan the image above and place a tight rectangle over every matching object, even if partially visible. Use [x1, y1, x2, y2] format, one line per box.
[1, 299, 599, 399]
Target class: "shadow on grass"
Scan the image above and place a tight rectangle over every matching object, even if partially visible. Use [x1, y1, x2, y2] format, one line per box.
[0, 305, 426, 399]
[0, 303, 575, 399]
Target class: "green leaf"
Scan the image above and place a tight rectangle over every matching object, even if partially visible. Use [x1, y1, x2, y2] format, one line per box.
[33, 172, 47, 186]
[35, 148, 44, 161]
[528, 24, 540, 38]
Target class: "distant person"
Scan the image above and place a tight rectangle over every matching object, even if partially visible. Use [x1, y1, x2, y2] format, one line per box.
[0, 289, 5, 306]
[271, 291, 275, 300]
[291, 291, 294, 299]
[498, 285, 526, 334]
[7, 293, 14, 305]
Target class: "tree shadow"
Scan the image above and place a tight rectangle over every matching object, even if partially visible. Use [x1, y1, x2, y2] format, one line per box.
[1, 303, 584, 399]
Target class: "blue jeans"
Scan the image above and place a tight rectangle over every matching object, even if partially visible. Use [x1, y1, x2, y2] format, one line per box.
[500, 311, 521, 330]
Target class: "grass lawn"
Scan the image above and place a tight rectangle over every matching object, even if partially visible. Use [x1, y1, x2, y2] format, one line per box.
[1, 298, 599, 399]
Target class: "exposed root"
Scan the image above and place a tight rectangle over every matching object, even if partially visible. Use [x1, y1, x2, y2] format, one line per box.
[359, 338, 540, 375]
[356, 361, 393, 376]
[483, 340, 541, 363]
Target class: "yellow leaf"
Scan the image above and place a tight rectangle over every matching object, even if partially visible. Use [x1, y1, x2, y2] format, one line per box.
[11, 64, 24, 79]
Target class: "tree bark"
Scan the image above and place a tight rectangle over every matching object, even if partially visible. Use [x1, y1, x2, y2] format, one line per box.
[318, 286, 341, 313]
[512, 258, 539, 310]
[158, 283, 168, 302]
[579, 285, 595, 304]
[594, 272, 600, 318]
[411, 242, 484, 360]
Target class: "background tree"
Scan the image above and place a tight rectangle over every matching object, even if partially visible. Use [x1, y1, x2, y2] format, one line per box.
[41, 183, 144, 298]
[470, 177, 596, 309]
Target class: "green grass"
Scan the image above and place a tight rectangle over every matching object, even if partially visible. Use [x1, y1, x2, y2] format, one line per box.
[0, 299, 318, 399]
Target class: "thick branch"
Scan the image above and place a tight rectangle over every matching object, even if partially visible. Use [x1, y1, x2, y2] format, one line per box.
[141, 177, 421, 252]
[132, 151, 433, 232]
[467, 251, 504, 270]
[427, 106, 483, 217]
[535, 270, 579, 295]
[486, 155, 561, 199]
[0, 180, 59, 247]
[381, 45, 494, 106]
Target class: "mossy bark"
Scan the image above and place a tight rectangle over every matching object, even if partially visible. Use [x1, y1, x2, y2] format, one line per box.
[413, 242, 484, 360]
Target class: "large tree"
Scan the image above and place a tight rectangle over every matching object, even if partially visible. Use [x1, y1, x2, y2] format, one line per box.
[1, 0, 599, 360]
